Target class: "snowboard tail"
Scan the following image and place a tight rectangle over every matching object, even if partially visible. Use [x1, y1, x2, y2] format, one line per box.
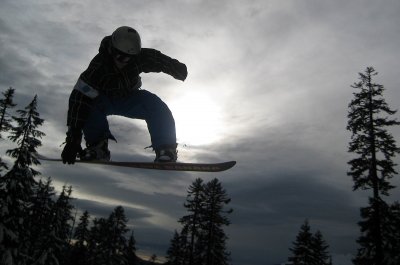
[36, 154, 236, 172]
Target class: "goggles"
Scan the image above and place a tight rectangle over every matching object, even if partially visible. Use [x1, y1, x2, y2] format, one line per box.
[111, 46, 135, 63]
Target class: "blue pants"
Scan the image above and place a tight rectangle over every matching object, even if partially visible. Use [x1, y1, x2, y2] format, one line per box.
[83, 90, 176, 149]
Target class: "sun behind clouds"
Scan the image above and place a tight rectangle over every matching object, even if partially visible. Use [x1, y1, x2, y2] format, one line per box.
[169, 91, 225, 146]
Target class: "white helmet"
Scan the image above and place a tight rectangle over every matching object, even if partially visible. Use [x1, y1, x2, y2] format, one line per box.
[111, 26, 141, 55]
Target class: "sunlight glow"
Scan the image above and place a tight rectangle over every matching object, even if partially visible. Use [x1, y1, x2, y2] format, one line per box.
[170, 91, 225, 146]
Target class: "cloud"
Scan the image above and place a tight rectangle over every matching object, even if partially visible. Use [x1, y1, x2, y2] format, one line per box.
[1, 1, 400, 265]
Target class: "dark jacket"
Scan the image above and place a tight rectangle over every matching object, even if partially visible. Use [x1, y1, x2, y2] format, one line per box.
[67, 36, 187, 129]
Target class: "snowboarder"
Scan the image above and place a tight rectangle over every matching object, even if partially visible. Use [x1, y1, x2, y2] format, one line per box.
[61, 26, 187, 164]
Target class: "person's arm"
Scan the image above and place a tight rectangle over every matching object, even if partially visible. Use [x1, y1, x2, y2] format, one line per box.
[139, 48, 188, 81]
[62, 85, 94, 164]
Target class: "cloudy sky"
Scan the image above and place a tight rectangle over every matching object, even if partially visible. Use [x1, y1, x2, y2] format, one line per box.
[1, 0, 400, 264]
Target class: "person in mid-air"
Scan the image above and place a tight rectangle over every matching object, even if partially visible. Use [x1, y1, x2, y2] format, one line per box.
[61, 26, 187, 164]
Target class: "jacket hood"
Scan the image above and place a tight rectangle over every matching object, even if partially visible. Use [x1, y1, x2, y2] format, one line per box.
[99, 36, 112, 55]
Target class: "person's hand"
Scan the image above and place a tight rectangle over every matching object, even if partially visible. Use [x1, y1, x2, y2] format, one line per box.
[173, 62, 188, 81]
[61, 129, 82, 164]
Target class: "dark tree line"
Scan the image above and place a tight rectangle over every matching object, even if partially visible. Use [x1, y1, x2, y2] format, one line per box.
[4, 67, 399, 265]
[0, 89, 138, 265]
[67, 206, 137, 265]
[0, 88, 234, 265]
[166, 178, 233, 265]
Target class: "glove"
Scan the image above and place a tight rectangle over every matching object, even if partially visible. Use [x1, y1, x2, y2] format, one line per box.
[173, 61, 188, 81]
[61, 128, 82, 164]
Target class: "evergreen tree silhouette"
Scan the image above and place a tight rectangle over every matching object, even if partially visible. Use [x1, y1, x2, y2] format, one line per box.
[179, 178, 205, 264]
[23, 182, 73, 265]
[288, 220, 332, 265]
[125, 231, 137, 265]
[7, 95, 44, 168]
[0, 87, 16, 174]
[86, 206, 130, 265]
[87, 217, 108, 265]
[0, 95, 45, 264]
[27, 178, 57, 263]
[311, 231, 332, 265]
[71, 210, 91, 265]
[168, 178, 232, 265]
[288, 220, 314, 265]
[105, 206, 129, 265]
[201, 178, 232, 265]
[52, 185, 74, 263]
[384, 202, 400, 264]
[347, 67, 400, 264]
[75, 210, 91, 247]
[0, 87, 16, 138]
[166, 230, 187, 265]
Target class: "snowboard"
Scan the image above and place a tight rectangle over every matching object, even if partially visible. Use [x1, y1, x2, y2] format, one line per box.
[36, 154, 236, 172]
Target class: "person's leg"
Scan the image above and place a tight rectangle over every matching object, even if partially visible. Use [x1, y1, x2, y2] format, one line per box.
[82, 94, 115, 144]
[81, 94, 115, 160]
[114, 90, 177, 160]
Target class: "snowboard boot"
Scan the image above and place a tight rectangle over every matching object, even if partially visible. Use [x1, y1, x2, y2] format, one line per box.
[80, 139, 111, 161]
[154, 144, 178, 163]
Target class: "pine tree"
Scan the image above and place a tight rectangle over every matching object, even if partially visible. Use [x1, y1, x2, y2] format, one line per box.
[0, 87, 15, 175]
[347, 67, 400, 265]
[71, 210, 91, 265]
[7, 95, 45, 168]
[179, 178, 205, 264]
[0, 87, 14, 250]
[125, 231, 137, 265]
[167, 178, 232, 265]
[288, 220, 332, 265]
[356, 199, 400, 265]
[311, 231, 331, 265]
[347, 67, 399, 195]
[87, 217, 109, 265]
[384, 202, 400, 264]
[166, 230, 188, 265]
[27, 178, 57, 263]
[0, 95, 45, 265]
[0, 87, 16, 138]
[104, 206, 129, 265]
[289, 220, 314, 265]
[199, 178, 232, 265]
[87, 206, 130, 265]
[20, 182, 74, 265]
[73, 208, 136, 265]
[52, 185, 74, 262]
[75, 211, 91, 247]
